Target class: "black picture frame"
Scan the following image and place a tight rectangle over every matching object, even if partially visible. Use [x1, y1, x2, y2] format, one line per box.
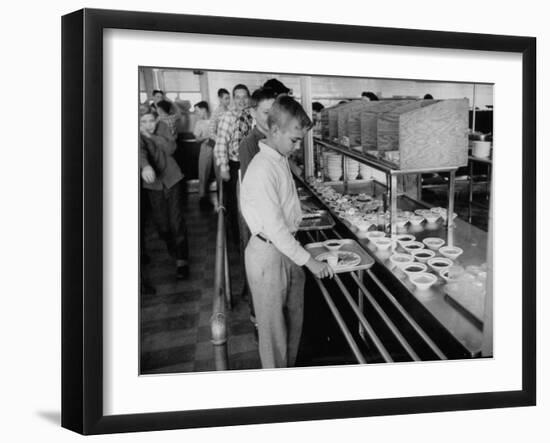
[61, 8, 536, 435]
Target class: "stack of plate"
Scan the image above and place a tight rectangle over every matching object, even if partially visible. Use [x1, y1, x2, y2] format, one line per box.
[324, 153, 343, 181]
[344, 157, 359, 180]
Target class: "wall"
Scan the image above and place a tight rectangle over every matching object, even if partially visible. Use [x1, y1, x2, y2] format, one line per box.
[1, 1, 546, 443]
[142, 68, 492, 111]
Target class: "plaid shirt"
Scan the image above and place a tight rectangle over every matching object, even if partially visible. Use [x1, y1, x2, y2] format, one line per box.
[208, 105, 228, 140]
[214, 108, 254, 172]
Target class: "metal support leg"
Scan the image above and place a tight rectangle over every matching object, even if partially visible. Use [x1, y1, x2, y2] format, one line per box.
[390, 174, 398, 238]
[468, 160, 474, 223]
[447, 170, 456, 247]
[342, 154, 348, 194]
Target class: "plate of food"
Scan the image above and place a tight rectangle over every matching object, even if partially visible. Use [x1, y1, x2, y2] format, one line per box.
[316, 251, 362, 268]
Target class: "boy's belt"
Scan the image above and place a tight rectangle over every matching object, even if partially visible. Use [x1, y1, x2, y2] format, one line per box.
[256, 232, 296, 244]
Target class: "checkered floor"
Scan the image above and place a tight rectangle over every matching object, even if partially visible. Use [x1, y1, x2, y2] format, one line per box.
[140, 191, 260, 374]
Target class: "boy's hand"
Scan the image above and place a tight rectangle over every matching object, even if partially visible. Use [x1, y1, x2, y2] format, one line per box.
[305, 257, 334, 279]
[220, 169, 230, 182]
[141, 166, 156, 184]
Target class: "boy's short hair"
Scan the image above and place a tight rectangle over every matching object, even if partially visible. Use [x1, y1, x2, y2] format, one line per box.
[217, 88, 229, 98]
[249, 87, 277, 109]
[361, 91, 379, 101]
[312, 102, 325, 113]
[232, 84, 250, 97]
[156, 100, 172, 114]
[194, 100, 210, 113]
[268, 95, 313, 131]
[152, 89, 164, 96]
[423, 93, 434, 100]
[263, 78, 291, 96]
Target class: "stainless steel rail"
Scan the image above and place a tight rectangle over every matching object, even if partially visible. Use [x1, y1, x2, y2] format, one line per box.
[325, 228, 447, 360]
[211, 178, 229, 370]
[316, 230, 420, 361]
[303, 223, 448, 363]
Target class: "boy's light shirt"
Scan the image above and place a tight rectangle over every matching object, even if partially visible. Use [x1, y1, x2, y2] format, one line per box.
[240, 141, 311, 266]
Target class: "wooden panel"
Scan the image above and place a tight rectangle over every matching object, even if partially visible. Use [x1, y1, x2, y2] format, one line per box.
[360, 100, 414, 151]
[337, 100, 362, 139]
[377, 100, 436, 151]
[327, 103, 346, 139]
[348, 101, 376, 146]
[399, 99, 469, 170]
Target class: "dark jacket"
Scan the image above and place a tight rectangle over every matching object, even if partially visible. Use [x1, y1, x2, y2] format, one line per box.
[238, 126, 266, 180]
[139, 121, 183, 191]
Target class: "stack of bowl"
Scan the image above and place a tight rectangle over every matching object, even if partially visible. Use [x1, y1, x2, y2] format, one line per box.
[324, 153, 343, 181]
[344, 157, 359, 180]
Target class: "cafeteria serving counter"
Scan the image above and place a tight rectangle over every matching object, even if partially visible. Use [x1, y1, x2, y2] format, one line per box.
[294, 174, 491, 361]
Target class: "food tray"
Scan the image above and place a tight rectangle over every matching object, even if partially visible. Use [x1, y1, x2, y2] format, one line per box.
[299, 210, 335, 231]
[304, 239, 375, 273]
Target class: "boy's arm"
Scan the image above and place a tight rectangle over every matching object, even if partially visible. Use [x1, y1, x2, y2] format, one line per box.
[149, 133, 176, 156]
[139, 136, 151, 169]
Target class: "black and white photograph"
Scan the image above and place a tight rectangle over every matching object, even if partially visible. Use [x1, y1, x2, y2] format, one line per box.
[138, 67, 494, 374]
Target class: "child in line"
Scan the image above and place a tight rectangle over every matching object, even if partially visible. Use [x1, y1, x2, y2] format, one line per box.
[240, 96, 333, 368]
[139, 109, 190, 280]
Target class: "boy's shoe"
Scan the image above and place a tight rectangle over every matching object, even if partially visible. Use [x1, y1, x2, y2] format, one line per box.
[176, 265, 190, 280]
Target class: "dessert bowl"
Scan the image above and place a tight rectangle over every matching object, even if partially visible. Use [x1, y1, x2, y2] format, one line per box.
[402, 241, 425, 253]
[427, 257, 454, 272]
[409, 215, 425, 226]
[410, 272, 438, 291]
[395, 216, 409, 228]
[402, 262, 428, 278]
[422, 237, 445, 251]
[424, 212, 440, 224]
[323, 239, 344, 252]
[439, 246, 464, 260]
[389, 253, 414, 269]
[372, 237, 394, 251]
[365, 230, 386, 242]
[411, 249, 436, 263]
[414, 209, 431, 217]
[393, 234, 415, 247]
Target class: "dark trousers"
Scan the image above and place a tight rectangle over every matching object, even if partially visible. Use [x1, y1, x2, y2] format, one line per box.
[146, 181, 189, 263]
[223, 160, 241, 245]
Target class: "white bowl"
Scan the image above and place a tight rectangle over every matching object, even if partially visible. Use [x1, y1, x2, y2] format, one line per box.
[410, 272, 438, 290]
[372, 237, 394, 251]
[409, 215, 425, 225]
[414, 209, 431, 217]
[410, 249, 436, 263]
[393, 234, 416, 247]
[424, 212, 440, 224]
[422, 237, 445, 251]
[427, 257, 454, 272]
[365, 230, 386, 242]
[389, 253, 414, 269]
[402, 262, 428, 278]
[323, 239, 344, 252]
[395, 216, 409, 228]
[402, 241, 425, 253]
[439, 265, 465, 283]
[439, 246, 464, 260]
